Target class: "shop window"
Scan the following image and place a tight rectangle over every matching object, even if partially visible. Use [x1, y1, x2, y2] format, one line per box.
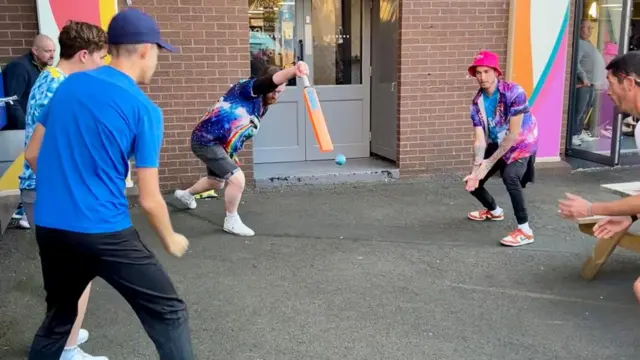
[248, 0, 296, 86]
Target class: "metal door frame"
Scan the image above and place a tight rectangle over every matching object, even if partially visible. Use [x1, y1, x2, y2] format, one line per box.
[565, 0, 632, 166]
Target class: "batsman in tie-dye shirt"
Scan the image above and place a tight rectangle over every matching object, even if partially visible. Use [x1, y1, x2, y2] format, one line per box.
[191, 78, 263, 161]
[470, 80, 538, 163]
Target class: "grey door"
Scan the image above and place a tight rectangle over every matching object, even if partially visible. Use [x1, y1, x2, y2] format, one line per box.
[303, 0, 371, 161]
[370, 0, 398, 161]
[251, 0, 307, 164]
[251, 0, 370, 163]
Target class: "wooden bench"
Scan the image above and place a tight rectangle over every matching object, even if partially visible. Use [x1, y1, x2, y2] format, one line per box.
[570, 182, 640, 280]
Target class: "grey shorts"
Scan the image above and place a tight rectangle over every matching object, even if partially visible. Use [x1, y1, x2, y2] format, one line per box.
[191, 142, 240, 181]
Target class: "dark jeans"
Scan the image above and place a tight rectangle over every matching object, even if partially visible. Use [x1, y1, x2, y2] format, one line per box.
[29, 226, 194, 360]
[470, 151, 530, 225]
[573, 85, 596, 136]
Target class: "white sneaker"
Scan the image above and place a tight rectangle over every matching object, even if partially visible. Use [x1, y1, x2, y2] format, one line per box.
[77, 329, 89, 345]
[572, 135, 582, 146]
[579, 130, 597, 141]
[223, 215, 255, 236]
[60, 347, 108, 360]
[18, 217, 30, 229]
[174, 190, 197, 209]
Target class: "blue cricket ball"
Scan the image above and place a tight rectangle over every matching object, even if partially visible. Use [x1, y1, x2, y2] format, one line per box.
[335, 154, 346, 165]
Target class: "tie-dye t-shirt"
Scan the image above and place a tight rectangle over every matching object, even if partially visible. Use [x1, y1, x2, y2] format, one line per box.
[19, 66, 67, 190]
[191, 78, 263, 159]
[470, 80, 538, 164]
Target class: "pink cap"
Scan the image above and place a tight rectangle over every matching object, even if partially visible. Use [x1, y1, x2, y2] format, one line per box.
[468, 50, 503, 77]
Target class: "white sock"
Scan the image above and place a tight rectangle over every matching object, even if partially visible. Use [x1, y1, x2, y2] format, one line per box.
[226, 212, 239, 218]
[490, 207, 503, 216]
[518, 222, 532, 234]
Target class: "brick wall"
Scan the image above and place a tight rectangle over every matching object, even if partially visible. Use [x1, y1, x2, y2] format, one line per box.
[132, 0, 250, 190]
[396, 0, 510, 177]
[0, 0, 39, 64]
[1, 0, 578, 188]
[0, 0, 250, 191]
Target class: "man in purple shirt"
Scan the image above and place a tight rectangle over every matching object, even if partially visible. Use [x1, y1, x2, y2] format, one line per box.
[464, 50, 539, 247]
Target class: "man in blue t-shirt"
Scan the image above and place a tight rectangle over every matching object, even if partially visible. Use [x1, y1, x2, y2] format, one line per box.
[173, 62, 309, 236]
[24, 9, 195, 360]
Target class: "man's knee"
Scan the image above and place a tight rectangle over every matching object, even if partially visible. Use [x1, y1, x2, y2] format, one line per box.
[144, 291, 188, 322]
[206, 177, 225, 190]
[227, 169, 245, 188]
[501, 171, 521, 189]
[501, 163, 526, 189]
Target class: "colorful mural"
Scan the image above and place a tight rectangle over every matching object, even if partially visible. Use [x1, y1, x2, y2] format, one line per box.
[0, 0, 118, 191]
[506, 0, 571, 160]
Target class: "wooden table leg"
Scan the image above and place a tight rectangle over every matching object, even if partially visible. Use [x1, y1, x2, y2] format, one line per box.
[578, 223, 625, 281]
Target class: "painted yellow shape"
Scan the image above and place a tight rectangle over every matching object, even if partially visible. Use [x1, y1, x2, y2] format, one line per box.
[0, 152, 24, 191]
[99, 0, 118, 65]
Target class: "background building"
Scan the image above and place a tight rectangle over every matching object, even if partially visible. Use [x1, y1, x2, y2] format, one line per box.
[0, 0, 636, 192]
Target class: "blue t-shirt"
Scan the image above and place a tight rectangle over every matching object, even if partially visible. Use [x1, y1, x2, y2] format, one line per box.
[34, 66, 163, 233]
[191, 79, 262, 159]
[482, 90, 500, 143]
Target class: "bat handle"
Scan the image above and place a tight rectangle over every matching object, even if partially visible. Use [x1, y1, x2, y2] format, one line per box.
[301, 75, 310, 88]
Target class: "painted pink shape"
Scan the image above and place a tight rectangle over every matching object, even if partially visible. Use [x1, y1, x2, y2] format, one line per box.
[49, 0, 101, 30]
[531, 29, 568, 158]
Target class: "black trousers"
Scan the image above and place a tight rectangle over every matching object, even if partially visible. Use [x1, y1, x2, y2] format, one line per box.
[573, 85, 596, 136]
[470, 146, 530, 225]
[29, 226, 194, 360]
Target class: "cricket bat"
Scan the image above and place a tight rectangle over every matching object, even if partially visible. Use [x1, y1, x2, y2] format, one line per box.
[301, 75, 333, 152]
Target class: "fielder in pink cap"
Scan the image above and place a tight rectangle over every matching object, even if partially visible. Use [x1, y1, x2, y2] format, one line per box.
[463, 50, 539, 247]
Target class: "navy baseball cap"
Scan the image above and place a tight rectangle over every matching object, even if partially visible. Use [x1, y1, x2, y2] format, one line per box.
[107, 8, 177, 52]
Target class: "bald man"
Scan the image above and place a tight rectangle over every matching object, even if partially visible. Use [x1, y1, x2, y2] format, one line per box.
[2, 34, 55, 229]
[2, 34, 55, 130]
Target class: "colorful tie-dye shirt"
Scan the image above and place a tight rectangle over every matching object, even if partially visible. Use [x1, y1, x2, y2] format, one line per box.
[470, 80, 538, 164]
[19, 66, 67, 190]
[191, 78, 262, 160]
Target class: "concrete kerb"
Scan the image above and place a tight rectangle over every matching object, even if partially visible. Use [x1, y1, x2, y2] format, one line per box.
[0, 189, 20, 235]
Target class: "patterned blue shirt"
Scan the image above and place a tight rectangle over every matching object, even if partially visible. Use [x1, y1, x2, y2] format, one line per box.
[19, 66, 67, 190]
[191, 79, 262, 159]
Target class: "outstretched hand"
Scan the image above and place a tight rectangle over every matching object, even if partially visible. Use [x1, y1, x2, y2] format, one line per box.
[464, 173, 480, 192]
[593, 216, 632, 239]
[558, 193, 592, 219]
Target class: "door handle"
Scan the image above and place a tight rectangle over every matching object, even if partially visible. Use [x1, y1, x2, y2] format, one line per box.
[297, 39, 304, 61]
[391, 82, 396, 91]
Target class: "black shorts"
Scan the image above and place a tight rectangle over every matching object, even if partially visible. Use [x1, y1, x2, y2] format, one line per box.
[191, 141, 240, 181]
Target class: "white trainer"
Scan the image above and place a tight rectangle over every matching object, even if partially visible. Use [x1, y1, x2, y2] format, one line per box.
[223, 216, 255, 236]
[18, 217, 30, 229]
[77, 329, 89, 345]
[174, 190, 197, 209]
[60, 347, 108, 360]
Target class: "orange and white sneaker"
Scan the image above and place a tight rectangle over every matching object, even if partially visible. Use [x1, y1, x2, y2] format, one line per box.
[468, 209, 504, 221]
[500, 228, 534, 247]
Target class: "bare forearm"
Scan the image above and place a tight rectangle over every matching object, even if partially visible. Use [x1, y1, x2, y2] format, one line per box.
[140, 196, 175, 243]
[272, 67, 297, 86]
[485, 134, 517, 166]
[472, 140, 486, 170]
[591, 195, 640, 217]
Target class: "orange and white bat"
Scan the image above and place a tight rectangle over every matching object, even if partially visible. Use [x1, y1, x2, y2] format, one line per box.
[301, 75, 333, 152]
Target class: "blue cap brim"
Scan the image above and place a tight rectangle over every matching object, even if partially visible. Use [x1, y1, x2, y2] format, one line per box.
[157, 39, 177, 53]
